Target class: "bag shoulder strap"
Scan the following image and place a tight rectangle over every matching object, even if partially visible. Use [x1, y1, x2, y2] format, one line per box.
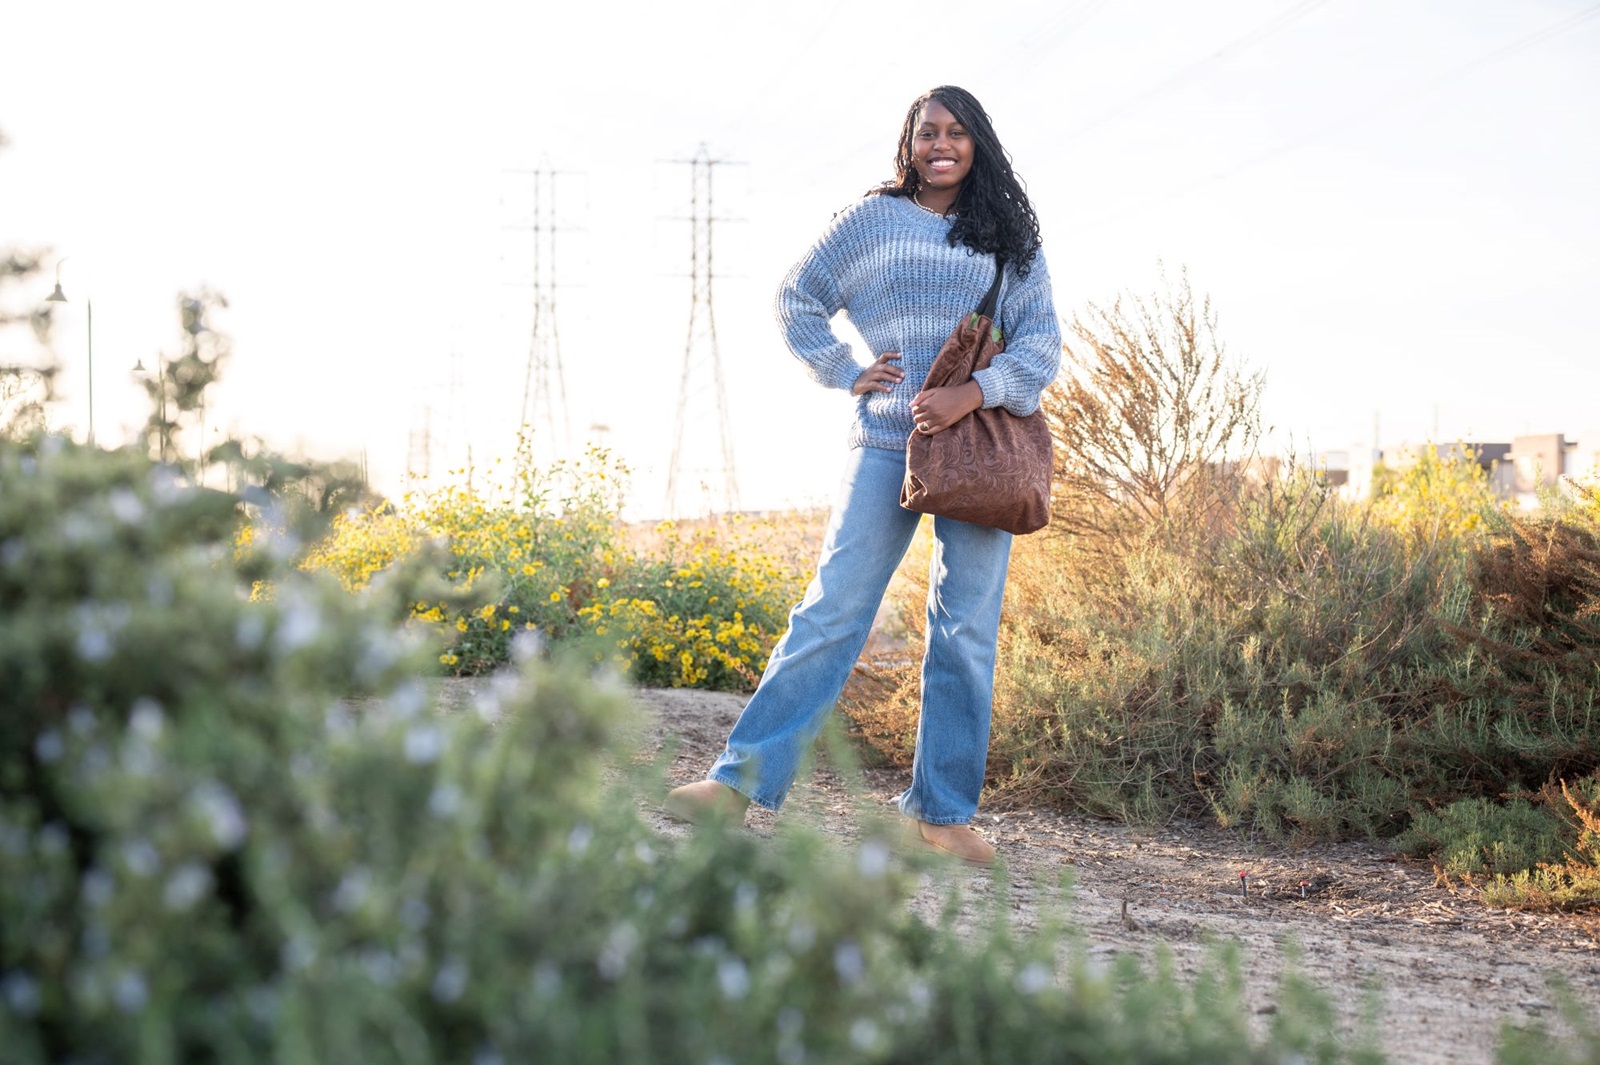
[976, 255, 1005, 321]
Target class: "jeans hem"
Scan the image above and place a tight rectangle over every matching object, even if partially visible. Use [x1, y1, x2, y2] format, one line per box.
[898, 806, 973, 826]
[708, 769, 782, 812]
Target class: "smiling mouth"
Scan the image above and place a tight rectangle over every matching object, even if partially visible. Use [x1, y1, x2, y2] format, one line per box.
[929, 159, 957, 171]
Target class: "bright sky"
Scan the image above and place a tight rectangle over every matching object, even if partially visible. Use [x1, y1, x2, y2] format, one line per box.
[4, 0, 1597, 516]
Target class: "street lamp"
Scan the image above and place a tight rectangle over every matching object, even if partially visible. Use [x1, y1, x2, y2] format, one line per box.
[45, 258, 93, 446]
[131, 355, 167, 462]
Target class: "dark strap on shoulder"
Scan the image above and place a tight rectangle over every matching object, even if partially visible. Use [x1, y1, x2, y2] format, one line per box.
[976, 255, 1005, 321]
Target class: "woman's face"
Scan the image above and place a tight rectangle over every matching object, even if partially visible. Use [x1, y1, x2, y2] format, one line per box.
[911, 99, 974, 193]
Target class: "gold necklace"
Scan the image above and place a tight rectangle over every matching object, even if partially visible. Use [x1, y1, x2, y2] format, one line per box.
[912, 190, 945, 215]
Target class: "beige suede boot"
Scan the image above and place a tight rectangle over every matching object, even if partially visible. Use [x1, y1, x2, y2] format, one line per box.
[902, 819, 997, 866]
[662, 780, 751, 826]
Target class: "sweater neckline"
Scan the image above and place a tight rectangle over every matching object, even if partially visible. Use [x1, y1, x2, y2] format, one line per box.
[883, 192, 955, 226]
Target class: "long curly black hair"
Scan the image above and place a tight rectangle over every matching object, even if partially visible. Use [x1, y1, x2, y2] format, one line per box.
[872, 85, 1044, 277]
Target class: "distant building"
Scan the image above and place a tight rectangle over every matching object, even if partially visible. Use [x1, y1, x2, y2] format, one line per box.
[1363, 434, 1582, 508]
[1505, 433, 1579, 495]
[1314, 450, 1350, 488]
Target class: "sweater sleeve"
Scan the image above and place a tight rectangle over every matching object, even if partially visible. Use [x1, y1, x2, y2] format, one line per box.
[971, 251, 1062, 416]
[773, 210, 866, 394]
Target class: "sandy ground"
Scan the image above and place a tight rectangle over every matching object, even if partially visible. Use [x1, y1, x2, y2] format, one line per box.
[623, 686, 1600, 1065]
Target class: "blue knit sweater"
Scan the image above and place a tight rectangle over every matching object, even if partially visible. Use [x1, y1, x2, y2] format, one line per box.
[775, 191, 1062, 452]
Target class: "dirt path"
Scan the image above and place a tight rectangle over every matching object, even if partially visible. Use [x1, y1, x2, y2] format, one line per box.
[631, 687, 1600, 1065]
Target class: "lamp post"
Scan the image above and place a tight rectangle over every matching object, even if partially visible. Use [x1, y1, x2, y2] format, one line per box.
[45, 258, 93, 446]
[131, 355, 166, 462]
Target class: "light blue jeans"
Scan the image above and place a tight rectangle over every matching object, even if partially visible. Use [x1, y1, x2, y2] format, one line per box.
[707, 445, 1012, 825]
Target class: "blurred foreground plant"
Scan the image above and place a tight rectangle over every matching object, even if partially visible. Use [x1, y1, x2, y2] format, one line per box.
[1, 426, 1407, 1065]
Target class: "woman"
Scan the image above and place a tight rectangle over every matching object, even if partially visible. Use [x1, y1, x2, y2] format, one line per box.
[664, 85, 1061, 865]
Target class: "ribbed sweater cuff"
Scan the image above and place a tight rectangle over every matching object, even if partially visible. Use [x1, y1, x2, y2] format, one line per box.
[823, 356, 863, 393]
[971, 366, 1010, 410]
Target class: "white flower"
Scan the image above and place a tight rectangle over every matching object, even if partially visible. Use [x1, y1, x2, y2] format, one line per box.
[163, 862, 213, 912]
[857, 838, 891, 879]
[108, 488, 145, 524]
[472, 689, 503, 725]
[281, 934, 316, 972]
[532, 962, 561, 999]
[717, 958, 750, 1000]
[34, 730, 63, 764]
[129, 698, 165, 740]
[429, 783, 463, 819]
[907, 979, 932, 1011]
[122, 839, 160, 878]
[145, 573, 174, 608]
[113, 971, 148, 1013]
[567, 824, 593, 855]
[786, 919, 815, 953]
[1015, 961, 1052, 995]
[68, 704, 97, 735]
[1, 973, 41, 1017]
[333, 868, 373, 913]
[833, 941, 864, 985]
[190, 780, 247, 850]
[431, 959, 469, 1003]
[235, 613, 267, 651]
[510, 628, 544, 663]
[404, 723, 444, 764]
[77, 626, 114, 661]
[274, 599, 322, 654]
[401, 896, 432, 931]
[388, 678, 428, 721]
[733, 882, 758, 914]
[81, 867, 115, 908]
[597, 923, 640, 980]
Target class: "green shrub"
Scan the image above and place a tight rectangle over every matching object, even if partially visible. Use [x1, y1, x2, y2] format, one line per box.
[1, 431, 1410, 1064]
[1478, 779, 1600, 913]
[1399, 798, 1569, 876]
[853, 408, 1600, 843]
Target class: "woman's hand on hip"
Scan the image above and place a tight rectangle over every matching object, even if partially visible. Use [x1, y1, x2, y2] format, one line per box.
[851, 351, 904, 396]
[910, 381, 984, 435]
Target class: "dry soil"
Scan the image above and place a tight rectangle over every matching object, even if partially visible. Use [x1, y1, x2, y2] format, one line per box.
[630, 686, 1600, 1065]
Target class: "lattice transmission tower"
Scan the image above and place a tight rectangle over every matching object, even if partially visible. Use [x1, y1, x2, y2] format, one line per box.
[664, 144, 741, 517]
[505, 165, 578, 461]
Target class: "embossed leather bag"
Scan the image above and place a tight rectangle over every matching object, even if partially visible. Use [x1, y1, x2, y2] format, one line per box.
[900, 256, 1053, 535]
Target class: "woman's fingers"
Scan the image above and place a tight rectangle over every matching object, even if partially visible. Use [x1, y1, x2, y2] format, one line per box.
[852, 351, 904, 396]
[911, 382, 983, 435]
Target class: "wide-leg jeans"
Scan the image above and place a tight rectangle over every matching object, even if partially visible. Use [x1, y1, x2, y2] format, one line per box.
[707, 445, 1012, 825]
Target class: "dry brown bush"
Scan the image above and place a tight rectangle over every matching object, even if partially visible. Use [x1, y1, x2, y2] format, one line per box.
[1043, 265, 1263, 553]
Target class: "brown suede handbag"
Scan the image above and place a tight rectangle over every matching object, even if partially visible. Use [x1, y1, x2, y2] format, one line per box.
[900, 256, 1053, 535]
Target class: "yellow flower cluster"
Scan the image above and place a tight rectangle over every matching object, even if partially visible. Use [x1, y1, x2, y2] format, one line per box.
[296, 440, 811, 687]
[576, 514, 809, 690]
[578, 598, 768, 689]
[296, 503, 419, 593]
[1373, 445, 1504, 547]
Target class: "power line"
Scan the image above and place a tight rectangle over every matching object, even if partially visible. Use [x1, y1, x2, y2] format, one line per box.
[662, 144, 743, 518]
[1062, 0, 1335, 142]
[504, 165, 583, 459]
[1079, 1, 1600, 231]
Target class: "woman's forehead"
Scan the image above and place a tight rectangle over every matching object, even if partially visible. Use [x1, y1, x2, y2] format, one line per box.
[917, 99, 960, 127]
